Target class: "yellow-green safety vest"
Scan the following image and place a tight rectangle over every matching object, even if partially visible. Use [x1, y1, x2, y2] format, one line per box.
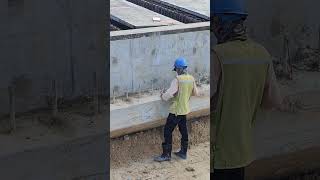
[211, 39, 272, 169]
[169, 74, 195, 116]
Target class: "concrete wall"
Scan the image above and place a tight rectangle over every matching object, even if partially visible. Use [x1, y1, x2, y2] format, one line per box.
[246, 0, 320, 59]
[110, 23, 210, 97]
[1, 0, 107, 115]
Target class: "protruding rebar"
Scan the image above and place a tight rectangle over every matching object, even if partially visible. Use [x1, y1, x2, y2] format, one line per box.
[52, 80, 58, 118]
[126, 88, 129, 100]
[8, 86, 16, 132]
[138, 84, 141, 98]
[93, 72, 99, 115]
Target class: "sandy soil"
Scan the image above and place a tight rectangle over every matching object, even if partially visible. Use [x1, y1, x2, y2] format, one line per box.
[110, 116, 210, 180]
[111, 142, 210, 180]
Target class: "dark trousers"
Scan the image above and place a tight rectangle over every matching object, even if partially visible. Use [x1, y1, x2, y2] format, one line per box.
[163, 113, 188, 145]
[211, 168, 245, 180]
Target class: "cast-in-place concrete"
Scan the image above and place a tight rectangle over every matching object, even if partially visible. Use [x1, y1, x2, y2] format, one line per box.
[110, 86, 210, 137]
[110, 0, 183, 29]
[158, 0, 210, 20]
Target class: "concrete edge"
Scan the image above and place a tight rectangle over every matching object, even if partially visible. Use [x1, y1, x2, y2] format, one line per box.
[110, 108, 209, 138]
[0, 130, 108, 159]
[246, 146, 320, 180]
[154, 0, 209, 20]
[110, 22, 210, 41]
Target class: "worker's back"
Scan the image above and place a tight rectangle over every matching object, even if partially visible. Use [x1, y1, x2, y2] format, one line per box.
[212, 38, 272, 169]
[169, 74, 195, 116]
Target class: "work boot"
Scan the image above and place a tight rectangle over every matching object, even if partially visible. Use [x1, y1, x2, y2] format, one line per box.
[154, 143, 172, 162]
[174, 141, 188, 159]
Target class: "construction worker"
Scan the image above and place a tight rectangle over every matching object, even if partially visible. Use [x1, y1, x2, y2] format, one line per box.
[211, 0, 282, 179]
[154, 57, 199, 162]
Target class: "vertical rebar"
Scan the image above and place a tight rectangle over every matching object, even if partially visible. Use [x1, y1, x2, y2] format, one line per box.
[93, 72, 99, 115]
[151, 80, 154, 94]
[52, 80, 58, 118]
[126, 88, 129, 100]
[8, 86, 16, 132]
[113, 89, 116, 103]
[138, 84, 141, 98]
[318, 25, 320, 50]
[162, 80, 166, 94]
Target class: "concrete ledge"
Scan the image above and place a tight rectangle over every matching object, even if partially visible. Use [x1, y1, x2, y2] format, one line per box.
[246, 146, 320, 180]
[111, 108, 209, 138]
[110, 93, 210, 138]
[110, 22, 210, 41]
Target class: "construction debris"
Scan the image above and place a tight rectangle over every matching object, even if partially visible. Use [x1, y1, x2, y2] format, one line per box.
[293, 46, 320, 72]
[185, 167, 195, 172]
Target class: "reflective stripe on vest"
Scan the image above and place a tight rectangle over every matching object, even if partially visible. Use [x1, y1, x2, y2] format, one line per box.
[221, 59, 270, 64]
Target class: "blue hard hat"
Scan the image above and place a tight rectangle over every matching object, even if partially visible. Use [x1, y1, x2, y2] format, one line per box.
[211, 0, 248, 16]
[173, 57, 188, 71]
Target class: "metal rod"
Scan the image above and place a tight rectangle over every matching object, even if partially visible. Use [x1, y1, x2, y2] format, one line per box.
[318, 25, 320, 50]
[151, 80, 154, 94]
[93, 72, 99, 115]
[52, 80, 58, 118]
[8, 86, 16, 132]
[126, 88, 129, 100]
[138, 84, 141, 98]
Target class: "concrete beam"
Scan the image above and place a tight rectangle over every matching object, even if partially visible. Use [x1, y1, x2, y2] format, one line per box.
[110, 22, 209, 41]
[157, 0, 210, 20]
[110, 87, 210, 138]
[110, 0, 182, 29]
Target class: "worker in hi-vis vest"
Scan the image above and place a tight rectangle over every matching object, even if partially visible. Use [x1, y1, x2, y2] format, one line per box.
[154, 57, 199, 162]
[211, 0, 283, 179]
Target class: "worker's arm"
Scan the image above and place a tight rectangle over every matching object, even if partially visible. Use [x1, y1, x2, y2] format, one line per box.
[211, 51, 222, 112]
[161, 78, 178, 101]
[192, 79, 199, 96]
[261, 62, 283, 110]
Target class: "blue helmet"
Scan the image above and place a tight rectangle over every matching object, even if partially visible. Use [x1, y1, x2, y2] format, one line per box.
[173, 57, 188, 71]
[212, 0, 248, 16]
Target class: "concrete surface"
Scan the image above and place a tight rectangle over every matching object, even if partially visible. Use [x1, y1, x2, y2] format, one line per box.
[1, 0, 107, 116]
[110, 22, 209, 40]
[254, 110, 320, 160]
[0, 133, 108, 180]
[110, 23, 210, 97]
[110, 0, 182, 29]
[110, 89, 209, 134]
[158, 0, 210, 20]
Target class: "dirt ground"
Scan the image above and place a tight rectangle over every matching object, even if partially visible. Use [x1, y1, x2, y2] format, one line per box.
[110, 116, 210, 180]
[110, 141, 210, 180]
[0, 98, 108, 155]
